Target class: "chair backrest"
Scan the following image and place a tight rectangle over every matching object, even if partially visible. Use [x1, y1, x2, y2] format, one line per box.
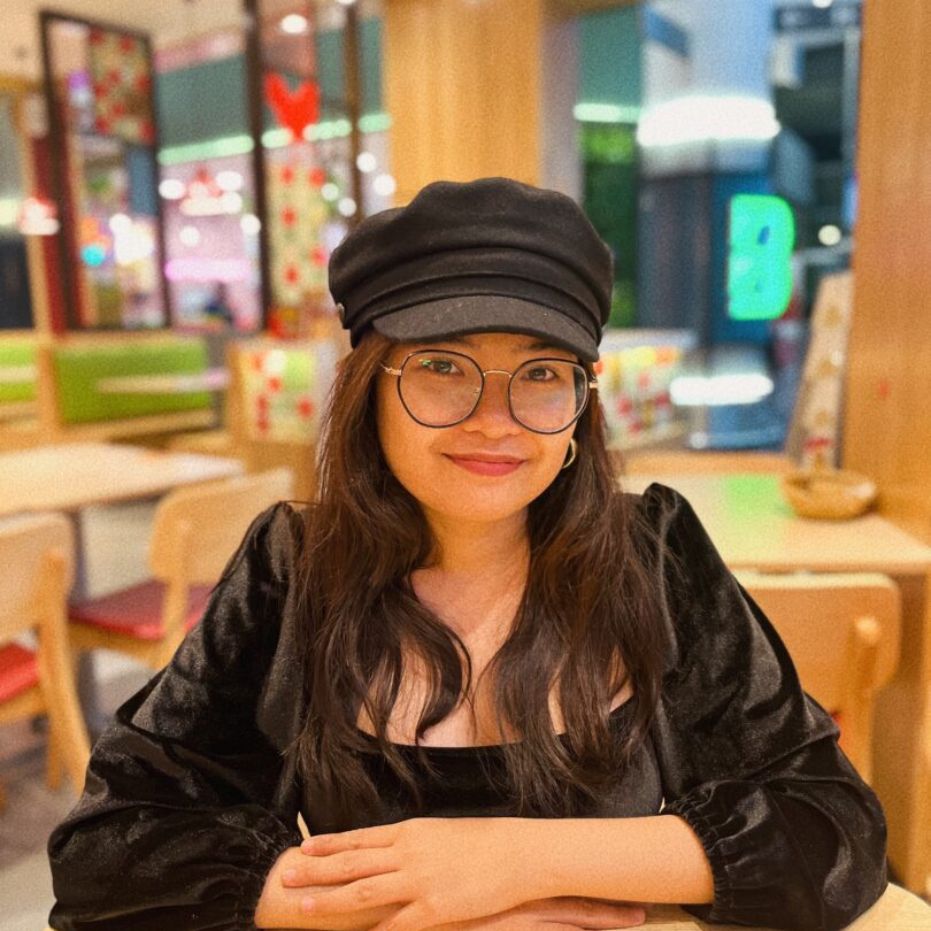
[735, 571, 901, 779]
[0, 513, 74, 645]
[228, 336, 341, 444]
[148, 467, 295, 585]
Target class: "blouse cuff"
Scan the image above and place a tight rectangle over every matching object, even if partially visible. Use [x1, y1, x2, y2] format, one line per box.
[235, 819, 302, 931]
[662, 795, 737, 924]
[661, 784, 815, 927]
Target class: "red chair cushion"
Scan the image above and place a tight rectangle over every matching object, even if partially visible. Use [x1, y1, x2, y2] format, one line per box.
[69, 580, 213, 642]
[0, 643, 38, 702]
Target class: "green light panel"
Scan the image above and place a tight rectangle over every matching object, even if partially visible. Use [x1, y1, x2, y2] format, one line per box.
[727, 194, 795, 321]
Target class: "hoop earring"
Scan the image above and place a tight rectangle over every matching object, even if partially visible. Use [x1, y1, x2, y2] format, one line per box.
[561, 438, 578, 470]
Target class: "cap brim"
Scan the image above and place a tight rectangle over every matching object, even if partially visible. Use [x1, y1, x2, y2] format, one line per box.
[370, 295, 600, 362]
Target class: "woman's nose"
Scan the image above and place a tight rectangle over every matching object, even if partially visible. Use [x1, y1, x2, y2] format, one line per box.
[463, 372, 519, 435]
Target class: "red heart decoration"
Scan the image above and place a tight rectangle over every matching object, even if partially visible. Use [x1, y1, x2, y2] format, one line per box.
[264, 73, 320, 141]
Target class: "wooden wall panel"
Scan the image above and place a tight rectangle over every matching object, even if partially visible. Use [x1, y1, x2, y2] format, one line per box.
[846, 0, 931, 893]
[384, 0, 578, 205]
[845, 0, 931, 544]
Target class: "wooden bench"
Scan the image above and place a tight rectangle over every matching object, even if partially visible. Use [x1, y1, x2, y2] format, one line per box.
[0, 333, 37, 422]
[33, 334, 217, 444]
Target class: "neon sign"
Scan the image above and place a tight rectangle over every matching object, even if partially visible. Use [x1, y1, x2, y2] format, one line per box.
[727, 194, 795, 321]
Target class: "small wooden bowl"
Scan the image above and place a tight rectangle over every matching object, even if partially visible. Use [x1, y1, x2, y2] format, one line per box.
[781, 467, 877, 520]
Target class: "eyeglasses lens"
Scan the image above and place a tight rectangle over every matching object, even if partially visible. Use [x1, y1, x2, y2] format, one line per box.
[510, 360, 588, 433]
[398, 351, 589, 433]
[399, 352, 483, 426]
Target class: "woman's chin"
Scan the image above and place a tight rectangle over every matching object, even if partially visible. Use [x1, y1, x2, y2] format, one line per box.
[418, 486, 546, 526]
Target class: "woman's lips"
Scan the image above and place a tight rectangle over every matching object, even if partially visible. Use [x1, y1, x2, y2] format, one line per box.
[444, 454, 525, 477]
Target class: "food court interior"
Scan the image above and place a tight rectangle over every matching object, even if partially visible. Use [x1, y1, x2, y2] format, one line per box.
[1, 0, 930, 927]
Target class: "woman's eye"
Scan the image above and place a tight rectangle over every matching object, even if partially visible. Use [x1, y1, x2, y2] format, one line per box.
[524, 366, 556, 382]
[420, 358, 458, 375]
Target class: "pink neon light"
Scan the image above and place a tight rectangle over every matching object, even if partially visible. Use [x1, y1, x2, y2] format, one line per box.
[165, 258, 252, 282]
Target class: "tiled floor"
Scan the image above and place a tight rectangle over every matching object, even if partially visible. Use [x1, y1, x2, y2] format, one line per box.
[1, 500, 158, 930]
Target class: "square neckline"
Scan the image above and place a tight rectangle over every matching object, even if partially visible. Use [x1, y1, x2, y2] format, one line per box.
[354, 694, 637, 756]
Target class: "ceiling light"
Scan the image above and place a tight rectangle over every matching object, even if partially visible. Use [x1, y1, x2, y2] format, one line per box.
[812, 0, 834, 8]
[240, 214, 262, 236]
[356, 151, 377, 173]
[221, 192, 243, 214]
[373, 173, 396, 197]
[159, 178, 186, 200]
[108, 213, 133, 234]
[818, 224, 843, 247]
[670, 373, 774, 407]
[573, 102, 640, 124]
[17, 197, 59, 236]
[637, 95, 780, 148]
[216, 170, 244, 192]
[280, 13, 309, 35]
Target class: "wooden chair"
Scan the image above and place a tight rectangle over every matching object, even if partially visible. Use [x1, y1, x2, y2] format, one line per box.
[734, 571, 901, 782]
[67, 468, 294, 671]
[169, 335, 344, 501]
[0, 513, 90, 809]
[621, 449, 793, 476]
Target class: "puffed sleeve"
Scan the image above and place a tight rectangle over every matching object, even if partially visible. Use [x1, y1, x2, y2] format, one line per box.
[48, 503, 305, 931]
[639, 483, 887, 931]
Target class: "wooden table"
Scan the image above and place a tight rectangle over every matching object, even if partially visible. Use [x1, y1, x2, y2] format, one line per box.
[0, 442, 244, 598]
[636, 884, 931, 929]
[42, 886, 931, 931]
[0, 442, 246, 728]
[0, 442, 243, 518]
[265, 883, 931, 931]
[624, 473, 931, 893]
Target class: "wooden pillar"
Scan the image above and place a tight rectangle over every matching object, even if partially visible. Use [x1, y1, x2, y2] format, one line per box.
[844, 0, 931, 545]
[383, 0, 582, 205]
[844, 0, 931, 893]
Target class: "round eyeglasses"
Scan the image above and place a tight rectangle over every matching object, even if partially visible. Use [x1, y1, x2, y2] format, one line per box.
[381, 349, 598, 435]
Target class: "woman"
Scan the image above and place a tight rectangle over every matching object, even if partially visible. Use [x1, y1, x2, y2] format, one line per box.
[49, 178, 887, 931]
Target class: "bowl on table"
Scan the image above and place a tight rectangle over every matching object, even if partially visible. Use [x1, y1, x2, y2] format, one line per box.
[780, 467, 877, 520]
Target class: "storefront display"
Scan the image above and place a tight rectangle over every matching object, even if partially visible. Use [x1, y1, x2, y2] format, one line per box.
[159, 156, 262, 331]
[597, 328, 695, 449]
[41, 12, 168, 330]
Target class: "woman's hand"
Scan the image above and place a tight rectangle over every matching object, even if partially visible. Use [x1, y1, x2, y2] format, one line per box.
[428, 897, 647, 930]
[283, 817, 552, 931]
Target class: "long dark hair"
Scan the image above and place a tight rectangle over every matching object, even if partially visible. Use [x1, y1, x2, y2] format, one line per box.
[293, 332, 667, 823]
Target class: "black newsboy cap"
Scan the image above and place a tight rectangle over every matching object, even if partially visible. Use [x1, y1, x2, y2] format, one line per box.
[327, 177, 614, 361]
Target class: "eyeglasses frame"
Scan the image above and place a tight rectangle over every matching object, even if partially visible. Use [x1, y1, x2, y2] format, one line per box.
[380, 348, 599, 435]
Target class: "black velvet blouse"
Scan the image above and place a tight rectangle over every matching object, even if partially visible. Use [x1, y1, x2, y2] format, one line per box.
[47, 484, 888, 931]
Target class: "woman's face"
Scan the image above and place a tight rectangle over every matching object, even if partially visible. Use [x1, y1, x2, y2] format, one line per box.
[376, 331, 579, 526]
